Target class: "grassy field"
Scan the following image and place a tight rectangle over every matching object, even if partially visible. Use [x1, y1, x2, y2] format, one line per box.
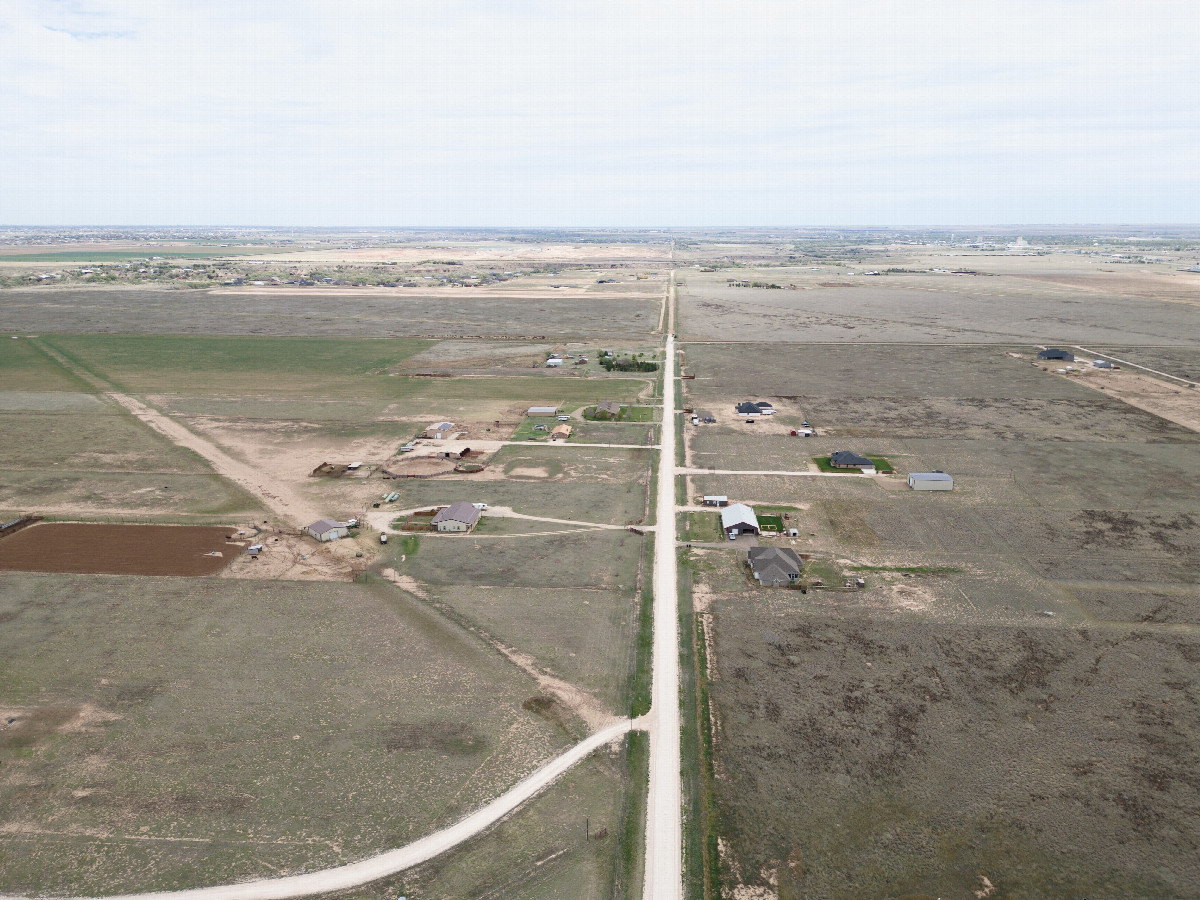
[304, 736, 645, 900]
[0, 338, 93, 391]
[706, 609, 1200, 900]
[676, 263, 1200, 345]
[0, 288, 662, 339]
[684, 334, 1200, 898]
[39, 334, 433, 395]
[0, 574, 570, 895]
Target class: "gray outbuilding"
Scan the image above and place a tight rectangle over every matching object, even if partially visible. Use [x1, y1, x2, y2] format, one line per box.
[908, 472, 954, 491]
[721, 503, 760, 539]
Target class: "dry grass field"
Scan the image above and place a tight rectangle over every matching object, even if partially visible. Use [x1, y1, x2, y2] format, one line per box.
[0, 574, 571, 895]
[675, 260, 1200, 900]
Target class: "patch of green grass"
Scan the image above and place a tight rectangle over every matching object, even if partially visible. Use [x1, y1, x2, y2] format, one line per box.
[0, 339, 94, 392]
[813, 455, 893, 473]
[613, 730, 649, 900]
[629, 583, 654, 718]
[683, 512, 723, 544]
[759, 514, 785, 532]
[41, 334, 433, 394]
[511, 417, 555, 441]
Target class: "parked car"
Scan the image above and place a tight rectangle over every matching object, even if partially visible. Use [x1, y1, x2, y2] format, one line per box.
[379, 533, 388, 544]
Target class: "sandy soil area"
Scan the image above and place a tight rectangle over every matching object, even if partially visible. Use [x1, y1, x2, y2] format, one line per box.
[1062, 368, 1200, 434]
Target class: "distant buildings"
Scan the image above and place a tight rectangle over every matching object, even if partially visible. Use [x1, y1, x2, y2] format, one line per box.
[1037, 349, 1074, 361]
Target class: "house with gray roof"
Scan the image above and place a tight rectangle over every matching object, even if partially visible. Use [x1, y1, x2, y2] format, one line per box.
[830, 450, 874, 470]
[747, 547, 803, 586]
[1037, 348, 1074, 361]
[431, 501, 482, 532]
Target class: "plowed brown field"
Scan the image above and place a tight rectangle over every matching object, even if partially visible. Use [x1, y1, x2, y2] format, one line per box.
[0, 523, 241, 575]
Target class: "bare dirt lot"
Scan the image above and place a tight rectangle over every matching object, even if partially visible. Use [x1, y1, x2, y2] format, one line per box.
[0, 523, 241, 575]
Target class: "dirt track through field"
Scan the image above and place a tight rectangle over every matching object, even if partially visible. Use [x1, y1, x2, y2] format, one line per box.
[104, 394, 324, 527]
[26, 337, 324, 528]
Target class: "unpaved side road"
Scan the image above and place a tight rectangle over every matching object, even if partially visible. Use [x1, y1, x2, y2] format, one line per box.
[106, 393, 325, 528]
[643, 278, 683, 900]
[0, 720, 637, 900]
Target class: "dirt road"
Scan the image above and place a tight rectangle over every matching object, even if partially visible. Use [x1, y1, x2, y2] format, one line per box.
[0, 720, 636, 900]
[643, 277, 683, 900]
[679, 466, 873, 477]
[106, 393, 325, 528]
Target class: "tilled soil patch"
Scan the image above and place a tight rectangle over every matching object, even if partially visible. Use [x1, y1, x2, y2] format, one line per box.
[0, 523, 241, 575]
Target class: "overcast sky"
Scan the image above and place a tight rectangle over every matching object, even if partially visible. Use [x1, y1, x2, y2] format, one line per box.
[2, 0, 1197, 227]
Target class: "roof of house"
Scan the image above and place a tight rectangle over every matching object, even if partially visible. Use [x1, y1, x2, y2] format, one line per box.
[430, 501, 481, 526]
[830, 450, 873, 468]
[307, 518, 345, 533]
[429, 421, 454, 431]
[748, 547, 803, 581]
[551, 424, 572, 436]
[596, 401, 623, 414]
[735, 401, 761, 414]
[909, 471, 953, 482]
[721, 503, 759, 530]
[1037, 348, 1074, 360]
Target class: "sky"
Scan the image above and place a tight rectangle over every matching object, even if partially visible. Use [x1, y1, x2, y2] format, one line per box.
[1, 0, 1198, 227]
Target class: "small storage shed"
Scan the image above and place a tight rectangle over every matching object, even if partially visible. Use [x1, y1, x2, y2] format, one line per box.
[306, 519, 350, 542]
[431, 501, 482, 532]
[908, 472, 954, 491]
[703, 495, 729, 507]
[721, 503, 760, 539]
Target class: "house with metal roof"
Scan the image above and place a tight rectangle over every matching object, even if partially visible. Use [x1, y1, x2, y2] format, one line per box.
[747, 547, 803, 586]
[721, 503, 759, 539]
[306, 519, 349, 542]
[431, 501, 482, 532]
[907, 472, 954, 491]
